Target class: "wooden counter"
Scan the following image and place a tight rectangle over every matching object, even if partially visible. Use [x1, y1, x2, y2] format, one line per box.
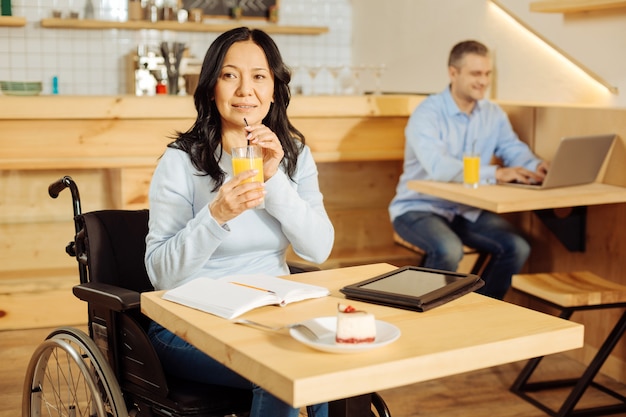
[2, 95, 626, 385]
[406, 181, 626, 213]
[0, 94, 424, 169]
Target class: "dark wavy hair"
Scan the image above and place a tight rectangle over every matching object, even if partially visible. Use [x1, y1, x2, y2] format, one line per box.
[169, 27, 304, 191]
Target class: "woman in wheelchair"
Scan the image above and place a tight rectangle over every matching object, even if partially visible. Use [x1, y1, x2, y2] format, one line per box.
[144, 27, 335, 417]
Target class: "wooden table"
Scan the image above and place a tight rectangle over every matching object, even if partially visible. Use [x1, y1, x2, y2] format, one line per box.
[406, 181, 626, 213]
[141, 263, 583, 416]
[407, 181, 626, 251]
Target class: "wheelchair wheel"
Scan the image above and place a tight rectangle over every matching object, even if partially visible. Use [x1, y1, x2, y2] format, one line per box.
[23, 326, 127, 417]
[371, 392, 392, 417]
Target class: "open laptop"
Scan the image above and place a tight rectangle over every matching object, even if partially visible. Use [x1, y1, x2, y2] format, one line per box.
[501, 133, 616, 190]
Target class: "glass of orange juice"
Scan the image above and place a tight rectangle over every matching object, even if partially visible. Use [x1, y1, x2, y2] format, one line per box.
[463, 154, 480, 188]
[232, 145, 264, 207]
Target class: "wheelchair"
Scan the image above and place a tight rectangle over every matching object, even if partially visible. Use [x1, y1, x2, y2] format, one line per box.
[22, 176, 392, 417]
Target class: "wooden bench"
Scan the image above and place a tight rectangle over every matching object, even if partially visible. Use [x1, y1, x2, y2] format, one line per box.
[510, 271, 626, 417]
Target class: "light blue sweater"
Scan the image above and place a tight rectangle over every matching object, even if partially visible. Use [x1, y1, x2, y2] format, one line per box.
[389, 87, 541, 223]
[145, 145, 334, 290]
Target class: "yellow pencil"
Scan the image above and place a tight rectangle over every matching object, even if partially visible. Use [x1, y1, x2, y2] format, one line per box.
[230, 281, 276, 294]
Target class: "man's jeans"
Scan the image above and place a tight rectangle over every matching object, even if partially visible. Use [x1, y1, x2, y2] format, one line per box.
[393, 210, 530, 299]
[148, 322, 328, 417]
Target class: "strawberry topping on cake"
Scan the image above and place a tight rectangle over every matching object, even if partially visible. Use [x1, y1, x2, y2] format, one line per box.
[335, 303, 376, 344]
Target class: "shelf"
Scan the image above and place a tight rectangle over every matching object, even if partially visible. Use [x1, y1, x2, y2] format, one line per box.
[530, 0, 626, 13]
[0, 16, 26, 27]
[39, 18, 328, 35]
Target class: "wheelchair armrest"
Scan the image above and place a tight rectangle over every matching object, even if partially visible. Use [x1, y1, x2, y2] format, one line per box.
[73, 282, 141, 312]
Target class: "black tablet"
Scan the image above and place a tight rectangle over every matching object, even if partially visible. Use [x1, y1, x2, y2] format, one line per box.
[340, 266, 484, 312]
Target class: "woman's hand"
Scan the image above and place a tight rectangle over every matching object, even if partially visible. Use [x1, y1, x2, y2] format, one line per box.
[209, 170, 265, 224]
[245, 122, 284, 180]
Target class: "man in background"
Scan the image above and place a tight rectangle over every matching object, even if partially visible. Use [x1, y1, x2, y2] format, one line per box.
[389, 40, 549, 299]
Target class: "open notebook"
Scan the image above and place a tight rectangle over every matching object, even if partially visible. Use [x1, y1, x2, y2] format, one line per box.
[500, 133, 615, 190]
[162, 274, 329, 319]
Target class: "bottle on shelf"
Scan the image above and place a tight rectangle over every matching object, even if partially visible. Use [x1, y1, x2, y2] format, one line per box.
[146, 0, 158, 22]
[128, 0, 142, 21]
[1, 0, 12, 16]
[84, 0, 94, 19]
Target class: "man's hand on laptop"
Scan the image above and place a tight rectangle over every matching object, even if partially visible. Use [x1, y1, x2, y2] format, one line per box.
[536, 160, 550, 176]
[496, 166, 547, 185]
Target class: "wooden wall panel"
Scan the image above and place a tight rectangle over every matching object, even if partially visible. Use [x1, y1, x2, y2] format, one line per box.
[533, 106, 626, 186]
[0, 272, 85, 331]
[0, 169, 119, 276]
[527, 106, 626, 281]
[292, 117, 407, 161]
[0, 221, 77, 273]
[0, 119, 177, 166]
[117, 168, 155, 210]
[499, 103, 536, 147]
[287, 160, 417, 268]
[328, 208, 394, 250]
[317, 160, 402, 210]
[521, 105, 626, 382]
[0, 169, 110, 223]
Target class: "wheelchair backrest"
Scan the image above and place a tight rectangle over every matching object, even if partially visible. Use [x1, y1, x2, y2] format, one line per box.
[76, 209, 154, 293]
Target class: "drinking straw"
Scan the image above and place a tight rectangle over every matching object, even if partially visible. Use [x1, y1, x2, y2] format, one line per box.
[244, 118, 250, 146]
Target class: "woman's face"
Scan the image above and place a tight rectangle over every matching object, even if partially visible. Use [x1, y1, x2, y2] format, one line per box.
[214, 40, 275, 130]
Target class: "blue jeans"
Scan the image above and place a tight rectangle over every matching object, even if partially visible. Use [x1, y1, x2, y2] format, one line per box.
[393, 210, 530, 299]
[148, 322, 328, 417]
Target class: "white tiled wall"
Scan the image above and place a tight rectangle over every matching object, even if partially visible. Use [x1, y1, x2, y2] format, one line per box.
[1, 0, 353, 95]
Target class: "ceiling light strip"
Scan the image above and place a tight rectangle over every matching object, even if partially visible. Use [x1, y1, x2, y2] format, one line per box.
[489, 0, 618, 94]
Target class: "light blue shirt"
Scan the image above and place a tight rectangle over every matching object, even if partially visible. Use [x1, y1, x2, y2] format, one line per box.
[389, 87, 541, 223]
[145, 145, 334, 290]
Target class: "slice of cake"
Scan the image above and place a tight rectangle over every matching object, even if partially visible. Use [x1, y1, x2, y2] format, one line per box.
[336, 303, 376, 344]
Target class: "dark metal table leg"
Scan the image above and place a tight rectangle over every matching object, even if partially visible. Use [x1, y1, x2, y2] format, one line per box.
[329, 394, 372, 417]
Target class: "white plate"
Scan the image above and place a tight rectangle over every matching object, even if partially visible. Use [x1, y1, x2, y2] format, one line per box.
[289, 316, 401, 353]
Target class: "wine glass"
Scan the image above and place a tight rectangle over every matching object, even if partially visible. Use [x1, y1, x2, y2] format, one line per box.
[289, 63, 304, 95]
[306, 64, 322, 96]
[350, 65, 366, 95]
[327, 65, 345, 95]
[371, 64, 387, 95]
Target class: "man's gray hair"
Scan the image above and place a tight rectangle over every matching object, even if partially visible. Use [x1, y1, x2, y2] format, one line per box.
[448, 40, 489, 68]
